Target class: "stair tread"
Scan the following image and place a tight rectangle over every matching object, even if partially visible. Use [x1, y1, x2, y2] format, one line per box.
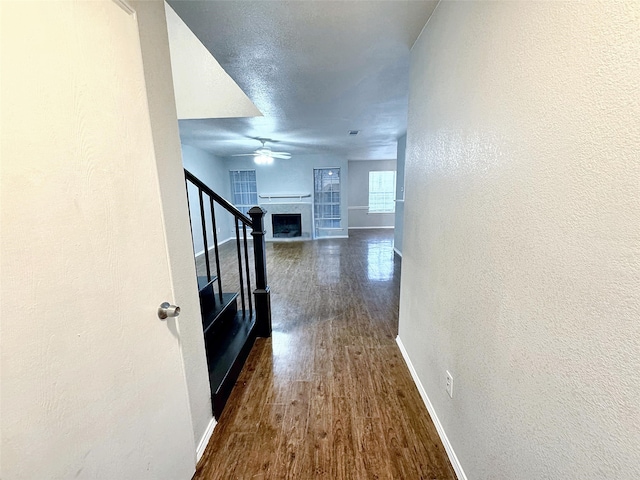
[202, 292, 238, 335]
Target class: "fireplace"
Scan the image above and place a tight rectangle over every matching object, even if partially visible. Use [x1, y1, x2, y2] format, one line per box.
[272, 214, 302, 238]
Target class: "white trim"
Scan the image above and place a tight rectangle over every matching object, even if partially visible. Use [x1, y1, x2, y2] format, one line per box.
[196, 417, 217, 462]
[348, 205, 396, 214]
[194, 236, 234, 258]
[267, 238, 311, 243]
[393, 247, 403, 257]
[217, 236, 235, 246]
[315, 235, 349, 240]
[347, 226, 395, 230]
[112, 0, 135, 15]
[395, 336, 468, 480]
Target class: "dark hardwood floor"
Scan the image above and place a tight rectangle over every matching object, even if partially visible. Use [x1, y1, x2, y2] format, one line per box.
[194, 229, 456, 480]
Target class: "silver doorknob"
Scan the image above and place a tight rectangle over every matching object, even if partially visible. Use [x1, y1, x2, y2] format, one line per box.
[158, 302, 180, 320]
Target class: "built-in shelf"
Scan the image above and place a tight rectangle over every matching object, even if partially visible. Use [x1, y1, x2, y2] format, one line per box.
[259, 193, 311, 201]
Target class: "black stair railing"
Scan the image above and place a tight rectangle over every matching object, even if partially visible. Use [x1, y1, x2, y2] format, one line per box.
[184, 169, 271, 337]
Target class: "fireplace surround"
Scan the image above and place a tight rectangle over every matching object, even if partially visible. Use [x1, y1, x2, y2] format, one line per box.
[260, 202, 312, 241]
[272, 214, 302, 238]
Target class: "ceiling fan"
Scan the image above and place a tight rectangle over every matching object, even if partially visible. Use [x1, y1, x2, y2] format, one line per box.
[232, 138, 291, 165]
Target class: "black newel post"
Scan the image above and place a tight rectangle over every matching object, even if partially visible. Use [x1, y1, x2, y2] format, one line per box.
[248, 206, 272, 337]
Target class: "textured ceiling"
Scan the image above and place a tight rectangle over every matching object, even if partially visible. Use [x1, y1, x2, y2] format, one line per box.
[167, 0, 439, 160]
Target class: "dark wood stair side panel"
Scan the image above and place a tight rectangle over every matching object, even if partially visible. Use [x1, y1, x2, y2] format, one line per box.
[201, 293, 238, 336]
[203, 312, 257, 419]
[198, 277, 222, 314]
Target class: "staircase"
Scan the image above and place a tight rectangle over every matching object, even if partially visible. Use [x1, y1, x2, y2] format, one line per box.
[185, 169, 271, 419]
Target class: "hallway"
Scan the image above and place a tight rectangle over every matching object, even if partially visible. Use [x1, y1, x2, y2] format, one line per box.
[194, 230, 456, 479]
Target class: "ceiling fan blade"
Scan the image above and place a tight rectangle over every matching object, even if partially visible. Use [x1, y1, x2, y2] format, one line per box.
[270, 152, 291, 159]
[231, 153, 258, 157]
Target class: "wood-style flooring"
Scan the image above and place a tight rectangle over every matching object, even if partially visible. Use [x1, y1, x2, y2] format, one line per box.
[194, 229, 456, 480]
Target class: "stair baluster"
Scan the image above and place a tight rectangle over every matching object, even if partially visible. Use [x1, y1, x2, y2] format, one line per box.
[208, 195, 224, 302]
[198, 189, 212, 281]
[234, 218, 246, 315]
[243, 223, 253, 318]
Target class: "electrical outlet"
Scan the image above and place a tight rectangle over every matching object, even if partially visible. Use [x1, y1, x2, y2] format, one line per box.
[446, 371, 453, 398]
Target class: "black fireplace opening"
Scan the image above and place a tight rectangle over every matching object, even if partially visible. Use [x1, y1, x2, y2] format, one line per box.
[272, 213, 302, 238]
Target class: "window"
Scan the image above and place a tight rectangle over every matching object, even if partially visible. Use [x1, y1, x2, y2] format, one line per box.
[313, 168, 341, 237]
[368, 171, 396, 213]
[229, 170, 258, 215]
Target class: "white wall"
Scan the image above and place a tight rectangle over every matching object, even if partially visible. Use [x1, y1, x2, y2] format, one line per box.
[399, 2, 640, 479]
[347, 160, 397, 229]
[1, 1, 201, 477]
[134, 1, 213, 453]
[393, 135, 406, 255]
[182, 144, 235, 254]
[224, 154, 350, 238]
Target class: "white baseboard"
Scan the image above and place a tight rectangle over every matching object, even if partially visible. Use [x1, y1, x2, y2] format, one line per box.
[393, 247, 403, 257]
[219, 236, 234, 246]
[347, 226, 395, 230]
[194, 237, 234, 258]
[396, 336, 468, 480]
[196, 417, 217, 462]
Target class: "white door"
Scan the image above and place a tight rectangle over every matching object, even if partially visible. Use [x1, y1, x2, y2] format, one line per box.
[1, 2, 195, 479]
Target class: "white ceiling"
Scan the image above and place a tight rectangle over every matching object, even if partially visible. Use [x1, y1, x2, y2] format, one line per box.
[167, 0, 439, 160]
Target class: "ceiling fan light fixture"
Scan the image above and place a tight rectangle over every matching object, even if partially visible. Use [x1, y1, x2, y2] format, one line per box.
[255, 154, 273, 165]
[231, 139, 288, 162]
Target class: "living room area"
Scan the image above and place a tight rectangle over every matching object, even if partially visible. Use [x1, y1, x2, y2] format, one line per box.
[181, 142, 404, 252]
